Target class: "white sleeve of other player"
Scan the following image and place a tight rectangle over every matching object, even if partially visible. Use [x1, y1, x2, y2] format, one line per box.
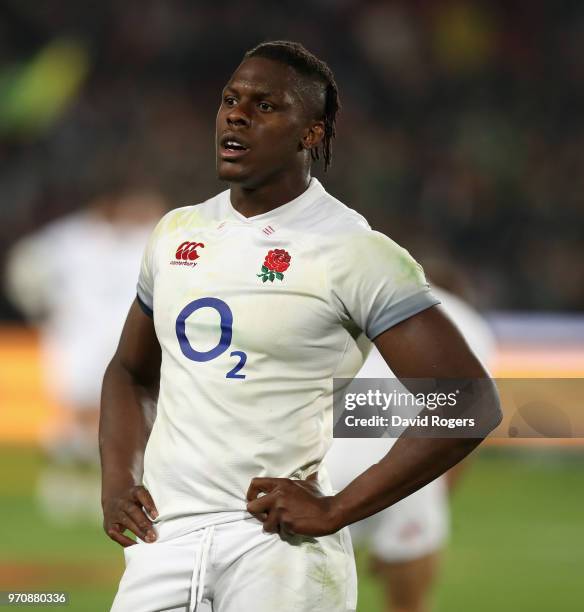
[328, 230, 440, 340]
[4, 232, 55, 320]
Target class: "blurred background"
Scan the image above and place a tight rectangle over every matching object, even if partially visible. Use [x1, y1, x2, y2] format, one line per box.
[0, 1, 583, 611]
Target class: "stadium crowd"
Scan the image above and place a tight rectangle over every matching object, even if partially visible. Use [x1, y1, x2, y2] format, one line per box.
[1, 0, 583, 317]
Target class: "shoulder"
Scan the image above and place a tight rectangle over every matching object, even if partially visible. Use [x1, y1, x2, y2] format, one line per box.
[149, 190, 228, 240]
[296, 185, 370, 237]
[319, 191, 370, 231]
[314, 201, 416, 271]
[9, 212, 89, 260]
[327, 227, 426, 289]
[38, 211, 90, 241]
[301, 183, 420, 273]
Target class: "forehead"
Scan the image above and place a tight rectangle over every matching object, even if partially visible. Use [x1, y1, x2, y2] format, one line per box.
[224, 57, 301, 102]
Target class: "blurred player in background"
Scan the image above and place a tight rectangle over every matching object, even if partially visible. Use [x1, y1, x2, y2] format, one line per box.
[326, 285, 496, 612]
[4, 188, 166, 521]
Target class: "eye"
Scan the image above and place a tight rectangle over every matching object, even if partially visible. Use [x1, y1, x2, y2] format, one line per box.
[258, 102, 274, 112]
[224, 96, 237, 107]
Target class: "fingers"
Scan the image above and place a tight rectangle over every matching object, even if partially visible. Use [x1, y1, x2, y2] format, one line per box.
[119, 512, 147, 541]
[106, 523, 138, 548]
[247, 475, 317, 501]
[245, 475, 328, 537]
[133, 486, 159, 520]
[246, 490, 278, 515]
[105, 515, 154, 546]
[246, 491, 282, 534]
[103, 487, 158, 547]
[246, 477, 279, 502]
[246, 476, 319, 536]
[246, 487, 288, 535]
[259, 497, 295, 535]
[246, 478, 284, 527]
[261, 504, 282, 534]
[122, 499, 156, 541]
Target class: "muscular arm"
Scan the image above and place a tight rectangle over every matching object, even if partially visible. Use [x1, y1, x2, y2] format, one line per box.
[99, 299, 161, 546]
[329, 305, 501, 528]
[247, 305, 501, 536]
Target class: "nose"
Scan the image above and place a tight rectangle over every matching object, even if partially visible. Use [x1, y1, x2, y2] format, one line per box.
[226, 103, 251, 128]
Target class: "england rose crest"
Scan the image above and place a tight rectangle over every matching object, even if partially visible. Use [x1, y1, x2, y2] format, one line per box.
[257, 249, 291, 282]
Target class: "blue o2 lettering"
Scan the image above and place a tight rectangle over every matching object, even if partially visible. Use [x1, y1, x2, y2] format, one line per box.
[226, 351, 247, 379]
[175, 297, 246, 378]
[176, 297, 232, 362]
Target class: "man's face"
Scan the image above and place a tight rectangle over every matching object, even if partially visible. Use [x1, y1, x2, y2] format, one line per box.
[216, 57, 311, 187]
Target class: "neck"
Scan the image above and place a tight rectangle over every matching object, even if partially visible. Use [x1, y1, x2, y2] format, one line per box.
[229, 170, 312, 218]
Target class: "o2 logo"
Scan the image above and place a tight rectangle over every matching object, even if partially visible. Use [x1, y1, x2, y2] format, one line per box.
[175, 297, 246, 379]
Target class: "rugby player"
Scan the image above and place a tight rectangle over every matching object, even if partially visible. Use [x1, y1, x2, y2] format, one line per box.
[100, 41, 501, 611]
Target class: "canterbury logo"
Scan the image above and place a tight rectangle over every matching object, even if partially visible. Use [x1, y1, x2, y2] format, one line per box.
[175, 241, 205, 261]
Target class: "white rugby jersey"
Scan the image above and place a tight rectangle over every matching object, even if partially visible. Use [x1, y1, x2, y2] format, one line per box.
[137, 178, 439, 522]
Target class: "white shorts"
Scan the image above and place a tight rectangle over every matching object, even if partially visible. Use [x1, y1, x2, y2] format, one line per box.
[111, 516, 357, 612]
[349, 477, 448, 563]
[325, 438, 449, 563]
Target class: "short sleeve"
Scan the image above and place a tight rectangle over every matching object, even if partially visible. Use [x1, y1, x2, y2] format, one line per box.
[136, 216, 167, 317]
[328, 230, 440, 340]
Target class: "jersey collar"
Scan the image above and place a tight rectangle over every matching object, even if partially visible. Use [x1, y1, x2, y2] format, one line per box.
[224, 177, 326, 225]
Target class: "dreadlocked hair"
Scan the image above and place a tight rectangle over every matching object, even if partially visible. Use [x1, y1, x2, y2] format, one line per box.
[244, 40, 340, 172]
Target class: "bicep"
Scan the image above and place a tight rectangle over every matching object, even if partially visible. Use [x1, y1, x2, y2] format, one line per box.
[373, 304, 488, 379]
[113, 298, 161, 386]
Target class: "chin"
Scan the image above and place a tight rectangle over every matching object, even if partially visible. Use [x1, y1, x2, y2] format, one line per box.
[217, 160, 252, 184]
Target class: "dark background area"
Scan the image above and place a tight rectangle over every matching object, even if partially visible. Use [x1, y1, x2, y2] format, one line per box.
[1, 0, 583, 318]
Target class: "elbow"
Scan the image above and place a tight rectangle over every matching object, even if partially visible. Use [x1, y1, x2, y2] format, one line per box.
[480, 384, 503, 436]
[457, 378, 503, 438]
[486, 401, 503, 434]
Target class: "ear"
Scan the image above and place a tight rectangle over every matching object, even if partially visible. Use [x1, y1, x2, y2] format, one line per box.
[301, 121, 325, 151]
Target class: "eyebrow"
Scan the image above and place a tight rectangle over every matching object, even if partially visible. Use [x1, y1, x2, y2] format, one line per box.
[223, 83, 284, 100]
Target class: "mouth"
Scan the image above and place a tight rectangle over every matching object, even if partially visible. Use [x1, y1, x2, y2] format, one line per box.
[219, 134, 250, 160]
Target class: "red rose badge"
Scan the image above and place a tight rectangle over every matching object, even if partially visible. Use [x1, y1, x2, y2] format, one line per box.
[257, 249, 291, 282]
